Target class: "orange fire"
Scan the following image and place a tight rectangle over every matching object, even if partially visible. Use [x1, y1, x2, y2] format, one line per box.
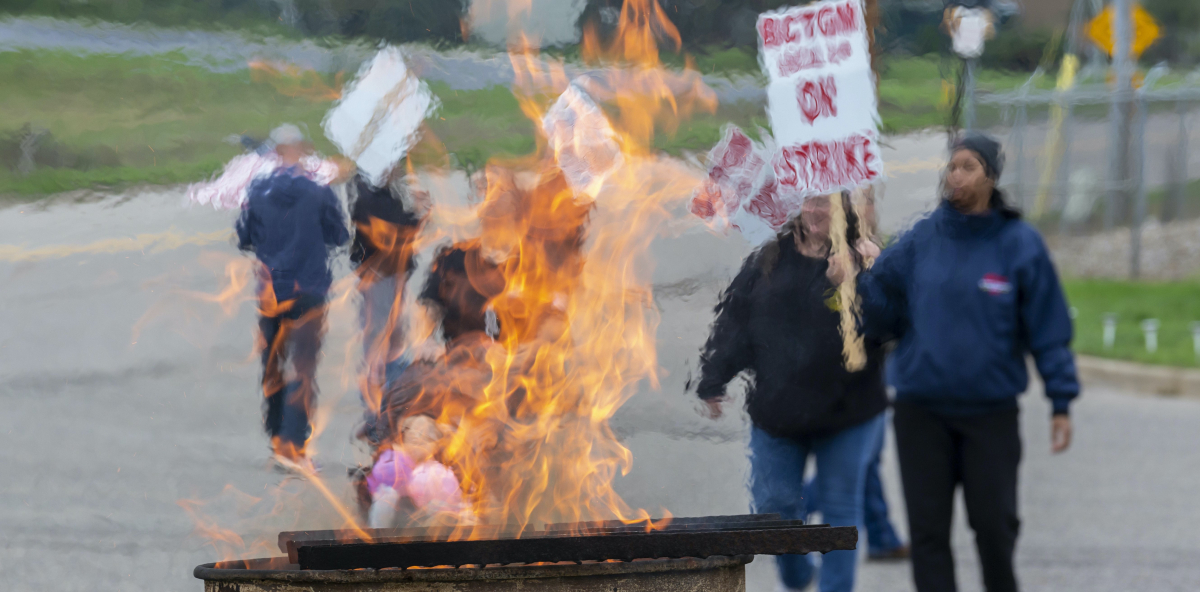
[382, 0, 717, 537]
[165, 0, 720, 555]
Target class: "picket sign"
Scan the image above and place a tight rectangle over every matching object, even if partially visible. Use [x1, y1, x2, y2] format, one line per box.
[688, 126, 782, 245]
[690, 0, 882, 245]
[542, 81, 624, 202]
[761, 0, 881, 372]
[323, 46, 439, 187]
[690, 0, 881, 371]
[759, 0, 883, 200]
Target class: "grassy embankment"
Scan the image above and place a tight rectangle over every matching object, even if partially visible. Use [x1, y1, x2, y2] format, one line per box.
[1064, 279, 1200, 367]
[0, 48, 1033, 199]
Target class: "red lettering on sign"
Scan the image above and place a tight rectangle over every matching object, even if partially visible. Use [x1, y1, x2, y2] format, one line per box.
[811, 140, 839, 188]
[799, 12, 818, 37]
[826, 40, 852, 64]
[771, 134, 880, 194]
[759, 17, 782, 48]
[763, 1, 859, 48]
[815, 2, 858, 36]
[797, 75, 838, 124]
[746, 179, 792, 228]
[721, 132, 753, 169]
[834, 2, 859, 33]
[689, 181, 719, 219]
[841, 134, 872, 181]
[773, 147, 798, 188]
[782, 14, 799, 43]
[816, 7, 835, 36]
[777, 46, 825, 77]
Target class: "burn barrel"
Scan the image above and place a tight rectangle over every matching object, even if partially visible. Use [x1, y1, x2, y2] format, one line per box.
[195, 555, 753, 591]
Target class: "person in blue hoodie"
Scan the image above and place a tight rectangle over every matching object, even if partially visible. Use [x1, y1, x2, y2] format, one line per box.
[835, 133, 1078, 592]
[236, 124, 350, 472]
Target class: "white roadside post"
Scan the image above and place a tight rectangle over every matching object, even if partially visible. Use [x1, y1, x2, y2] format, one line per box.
[1102, 312, 1118, 350]
[1140, 318, 1159, 354]
[1191, 322, 1200, 361]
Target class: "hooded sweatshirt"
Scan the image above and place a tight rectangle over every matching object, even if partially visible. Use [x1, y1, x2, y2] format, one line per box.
[349, 177, 421, 275]
[696, 233, 888, 439]
[236, 168, 350, 302]
[859, 199, 1079, 415]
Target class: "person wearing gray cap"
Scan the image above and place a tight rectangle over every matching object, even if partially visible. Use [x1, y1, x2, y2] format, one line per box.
[236, 124, 350, 473]
[842, 132, 1079, 592]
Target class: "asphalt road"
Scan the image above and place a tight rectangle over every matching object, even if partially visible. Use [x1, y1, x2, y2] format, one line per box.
[3, 139, 1200, 592]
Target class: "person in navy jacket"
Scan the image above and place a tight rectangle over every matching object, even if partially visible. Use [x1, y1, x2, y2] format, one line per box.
[236, 124, 350, 473]
[833, 133, 1078, 592]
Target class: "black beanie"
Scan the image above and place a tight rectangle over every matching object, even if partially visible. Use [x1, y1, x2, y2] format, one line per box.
[952, 132, 1005, 180]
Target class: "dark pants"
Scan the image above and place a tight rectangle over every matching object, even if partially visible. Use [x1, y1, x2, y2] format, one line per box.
[862, 417, 904, 553]
[260, 293, 327, 455]
[893, 401, 1022, 592]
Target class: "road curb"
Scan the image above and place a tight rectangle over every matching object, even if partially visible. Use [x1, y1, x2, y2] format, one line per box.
[1077, 354, 1200, 398]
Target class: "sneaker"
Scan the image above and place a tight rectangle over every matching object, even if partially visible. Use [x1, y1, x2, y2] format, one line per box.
[867, 544, 910, 562]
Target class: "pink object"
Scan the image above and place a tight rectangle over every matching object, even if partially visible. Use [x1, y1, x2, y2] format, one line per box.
[366, 448, 415, 497]
[407, 461, 465, 512]
[186, 153, 341, 211]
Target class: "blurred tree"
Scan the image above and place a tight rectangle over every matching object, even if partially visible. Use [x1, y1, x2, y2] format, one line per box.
[1143, 0, 1200, 64]
[0, 0, 279, 28]
[575, 0, 797, 49]
[981, 26, 1055, 71]
[2, 0, 468, 43]
[302, 0, 468, 44]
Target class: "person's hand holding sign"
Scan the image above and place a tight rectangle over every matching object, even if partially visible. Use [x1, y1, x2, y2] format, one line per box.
[825, 237, 880, 285]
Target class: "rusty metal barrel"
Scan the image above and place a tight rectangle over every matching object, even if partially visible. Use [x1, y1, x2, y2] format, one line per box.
[196, 554, 752, 591]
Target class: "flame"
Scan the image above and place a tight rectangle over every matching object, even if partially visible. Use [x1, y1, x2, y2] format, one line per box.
[249, 60, 344, 103]
[161, 0, 719, 557]
[381, 0, 715, 537]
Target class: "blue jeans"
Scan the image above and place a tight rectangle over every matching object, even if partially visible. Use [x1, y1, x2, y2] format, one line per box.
[358, 274, 410, 443]
[803, 414, 904, 555]
[750, 414, 886, 592]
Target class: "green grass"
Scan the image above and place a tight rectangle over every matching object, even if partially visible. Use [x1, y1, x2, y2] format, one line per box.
[1064, 279, 1200, 367]
[0, 49, 334, 198]
[421, 82, 536, 169]
[876, 55, 1051, 133]
[0, 48, 774, 196]
[0, 47, 1050, 198]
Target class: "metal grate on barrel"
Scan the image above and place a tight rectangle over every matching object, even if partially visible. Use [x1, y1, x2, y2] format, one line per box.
[278, 514, 857, 571]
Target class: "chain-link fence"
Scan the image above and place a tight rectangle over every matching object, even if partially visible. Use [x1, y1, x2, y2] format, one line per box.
[975, 66, 1200, 277]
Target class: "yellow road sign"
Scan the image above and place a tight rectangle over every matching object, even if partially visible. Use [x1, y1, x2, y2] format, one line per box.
[1086, 3, 1162, 58]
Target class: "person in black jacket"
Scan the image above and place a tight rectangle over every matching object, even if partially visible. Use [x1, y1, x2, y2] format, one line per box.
[696, 192, 887, 592]
[350, 172, 425, 443]
[848, 133, 1079, 592]
[236, 124, 350, 472]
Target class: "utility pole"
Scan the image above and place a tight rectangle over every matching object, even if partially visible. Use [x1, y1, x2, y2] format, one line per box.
[964, 58, 978, 130]
[1105, 0, 1134, 233]
[945, 1, 991, 132]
